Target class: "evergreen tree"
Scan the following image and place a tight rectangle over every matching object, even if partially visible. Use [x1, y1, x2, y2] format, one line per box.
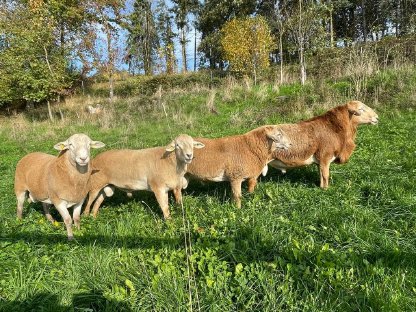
[155, 0, 176, 74]
[127, 0, 159, 75]
[171, 0, 199, 72]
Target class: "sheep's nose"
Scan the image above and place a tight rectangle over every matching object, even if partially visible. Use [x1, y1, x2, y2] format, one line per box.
[186, 153, 192, 159]
[79, 156, 88, 161]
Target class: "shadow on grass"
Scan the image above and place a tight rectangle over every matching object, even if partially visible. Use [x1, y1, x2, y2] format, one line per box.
[0, 291, 132, 312]
[27, 188, 165, 221]
[183, 165, 320, 203]
[0, 230, 181, 249]
[194, 225, 416, 271]
[263, 166, 320, 188]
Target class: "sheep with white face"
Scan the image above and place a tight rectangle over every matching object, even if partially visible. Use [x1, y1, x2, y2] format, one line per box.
[84, 134, 205, 219]
[14, 134, 105, 240]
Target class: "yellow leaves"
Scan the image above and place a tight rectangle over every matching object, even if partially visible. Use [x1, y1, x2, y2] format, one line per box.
[221, 16, 275, 73]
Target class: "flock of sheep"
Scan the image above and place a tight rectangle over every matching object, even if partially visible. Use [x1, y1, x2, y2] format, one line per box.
[14, 100, 379, 240]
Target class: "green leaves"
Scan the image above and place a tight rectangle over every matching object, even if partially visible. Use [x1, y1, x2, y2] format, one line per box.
[0, 2, 72, 106]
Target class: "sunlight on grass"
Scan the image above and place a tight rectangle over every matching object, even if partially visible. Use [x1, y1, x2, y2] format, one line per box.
[1, 69, 416, 311]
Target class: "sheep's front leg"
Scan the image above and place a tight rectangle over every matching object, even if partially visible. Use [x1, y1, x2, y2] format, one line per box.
[73, 201, 84, 230]
[230, 179, 243, 208]
[319, 159, 331, 189]
[54, 201, 74, 240]
[152, 187, 170, 220]
[247, 177, 257, 193]
[42, 203, 55, 223]
[91, 191, 107, 218]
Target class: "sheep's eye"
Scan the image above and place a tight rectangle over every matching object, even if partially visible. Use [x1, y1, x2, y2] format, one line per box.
[69, 143, 74, 148]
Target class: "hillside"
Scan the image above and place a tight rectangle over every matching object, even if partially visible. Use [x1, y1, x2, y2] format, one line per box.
[0, 66, 416, 311]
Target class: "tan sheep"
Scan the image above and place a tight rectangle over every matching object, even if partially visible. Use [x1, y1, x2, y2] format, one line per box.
[83, 134, 205, 219]
[184, 125, 291, 208]
[269, 100, 379, 188]
[14, 134, 105, 240]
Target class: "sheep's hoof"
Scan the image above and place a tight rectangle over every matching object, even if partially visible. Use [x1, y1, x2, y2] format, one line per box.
[68, 235, 74, 241]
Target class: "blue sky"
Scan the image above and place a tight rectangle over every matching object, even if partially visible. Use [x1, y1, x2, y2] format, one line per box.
[118, 0, 202, 73]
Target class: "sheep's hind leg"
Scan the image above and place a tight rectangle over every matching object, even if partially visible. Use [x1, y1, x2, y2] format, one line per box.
[42, 203, 55, 223]
[91, 192, 106, 218]
[16, 191, 27, 219]
[90, 185, 115, 218]
[247, 177, 257, 193]
[173, 187, 182, 205]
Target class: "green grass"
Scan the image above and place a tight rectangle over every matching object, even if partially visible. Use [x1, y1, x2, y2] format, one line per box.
[1, 69, 416, 311]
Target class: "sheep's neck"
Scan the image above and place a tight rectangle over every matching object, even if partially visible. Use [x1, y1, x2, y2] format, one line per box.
[57, 150, 91, 182]
[245, 132, 271, 165]
[166, 151, 187, 176]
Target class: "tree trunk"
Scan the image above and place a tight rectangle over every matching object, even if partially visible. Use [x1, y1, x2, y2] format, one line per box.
[329, 8, 334, 47]
[361, 0, 367, 42]
[105, 21, 114, 100]
[279, 32, 284, 84]
[181, 27, 187, 72]
[194, 26, 197, 71]
[299, 0, 306, 85]
[109, 74, 114, 100]
[47, 100, 54, 121]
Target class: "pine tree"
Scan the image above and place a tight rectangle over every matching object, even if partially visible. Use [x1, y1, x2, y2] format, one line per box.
[171, 0, 199, 72]
[155, 0, 176, 74]
[127, 0, 159, 75]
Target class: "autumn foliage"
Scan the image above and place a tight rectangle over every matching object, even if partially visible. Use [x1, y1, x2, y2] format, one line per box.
[221, 16, 275, 76]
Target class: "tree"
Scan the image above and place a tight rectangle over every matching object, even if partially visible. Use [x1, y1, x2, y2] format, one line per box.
[221, 16, 275, 84]
[171, 0, 198, 73]
[126, 0, 159, 75]
[155, 0, 176, 74]
[257, 0, 291, 83]
[286, 1, 326, 85]
[86, 0, 124, 99]
[196, 0, 256, 69]
[0, 1, 71, 108]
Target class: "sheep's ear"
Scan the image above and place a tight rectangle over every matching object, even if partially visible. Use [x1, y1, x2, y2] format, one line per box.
[91, 141, 105, 149]
[54, 141, 68, 151]
[193, 141, 205, 149]
[347, 102, 361, 116]
[265, 126, 282, 142]
[165, 141, 176, 152]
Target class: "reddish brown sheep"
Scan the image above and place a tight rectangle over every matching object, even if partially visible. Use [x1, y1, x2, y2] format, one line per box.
[185, 125, 291, 208]
[269, 100, 379, 188]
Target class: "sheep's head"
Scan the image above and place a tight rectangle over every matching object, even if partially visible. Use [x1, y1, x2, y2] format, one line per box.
[54, 134, 105, 167]
[165, 134, 205, 164]
[265, 126, 291, 151]
[347, 101, 379, 125]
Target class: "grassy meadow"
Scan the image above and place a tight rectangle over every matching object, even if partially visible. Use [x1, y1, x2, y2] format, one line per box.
[1, 67, 416, 311]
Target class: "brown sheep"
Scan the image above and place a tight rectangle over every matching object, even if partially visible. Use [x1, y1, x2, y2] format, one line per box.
[184, 125, 291, 208]
[269, 100, 379, 188]
[83, 134, 205, 219]
[14, 134, 105, 240]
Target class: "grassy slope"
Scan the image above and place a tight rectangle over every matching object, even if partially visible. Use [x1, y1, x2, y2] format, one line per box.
[0, 68, 416, 311]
